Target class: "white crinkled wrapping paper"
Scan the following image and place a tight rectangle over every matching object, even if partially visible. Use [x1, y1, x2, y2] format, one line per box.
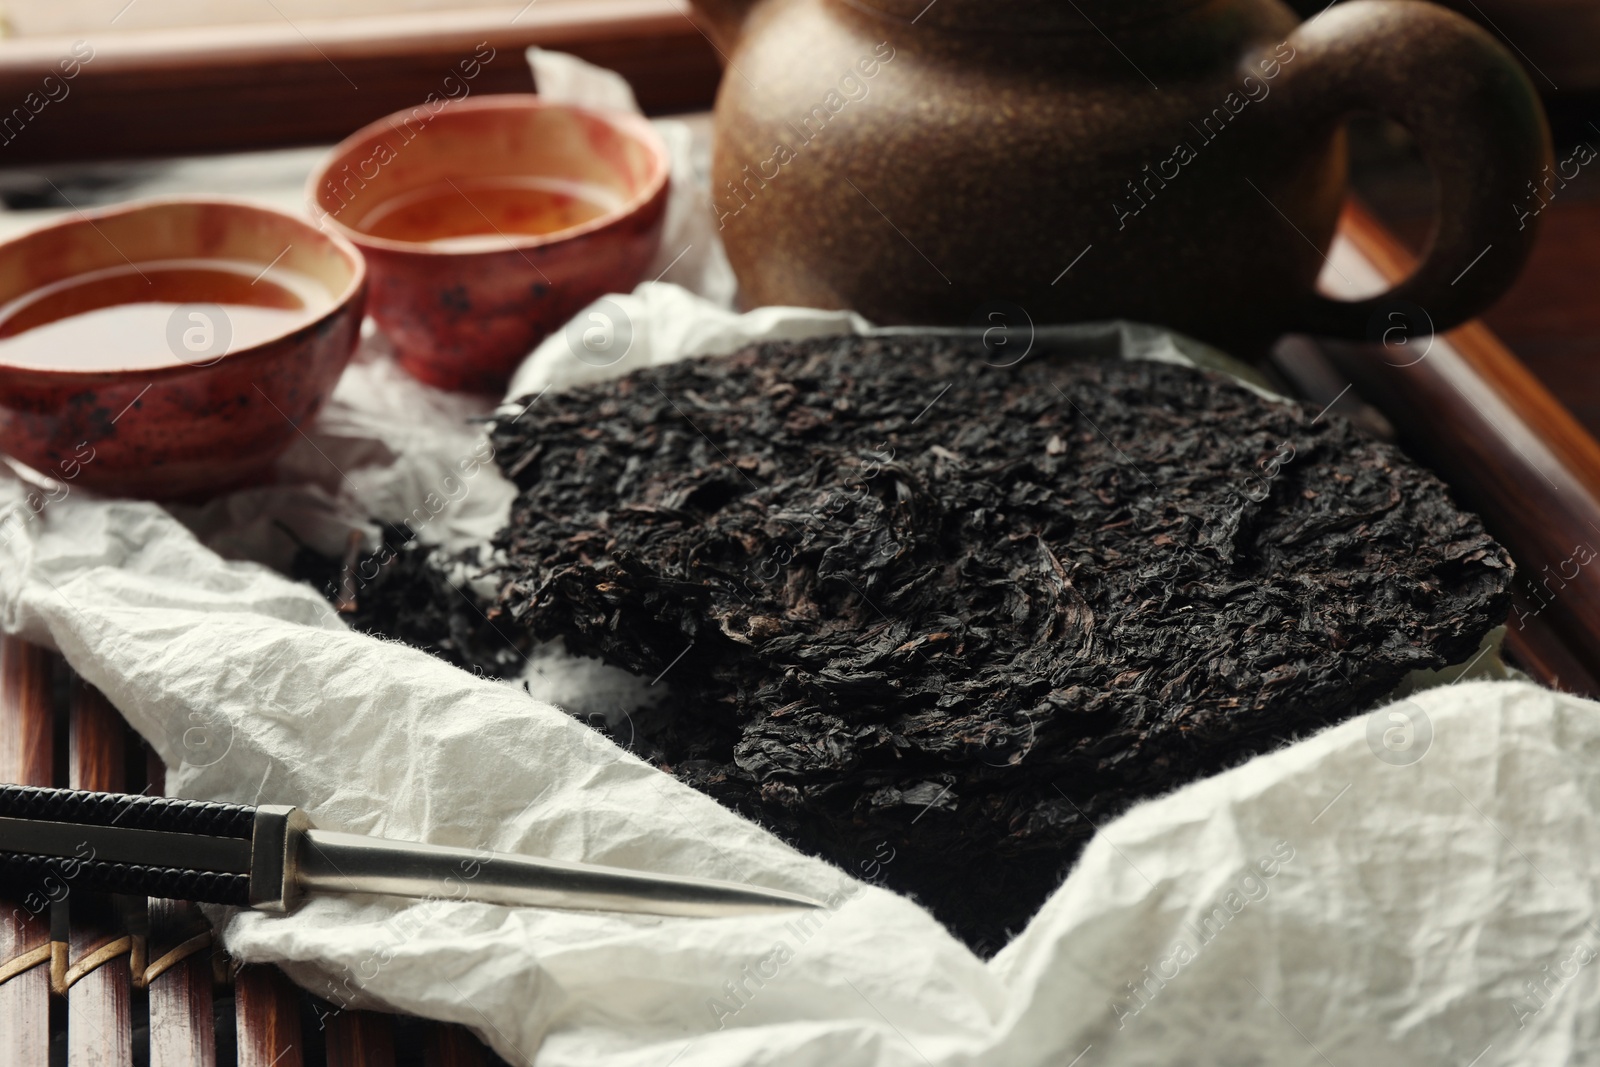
[0, 48, 1594, 1067]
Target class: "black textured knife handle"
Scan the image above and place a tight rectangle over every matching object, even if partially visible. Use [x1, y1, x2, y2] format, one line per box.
[0, 784, 257, 839]
[0, 851, 252, 907]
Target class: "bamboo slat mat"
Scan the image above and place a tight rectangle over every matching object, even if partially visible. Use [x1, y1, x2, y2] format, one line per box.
[0, 634, 505, 1067]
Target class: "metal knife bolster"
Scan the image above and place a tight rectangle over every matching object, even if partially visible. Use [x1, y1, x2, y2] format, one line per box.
[248, 803, 311, 912]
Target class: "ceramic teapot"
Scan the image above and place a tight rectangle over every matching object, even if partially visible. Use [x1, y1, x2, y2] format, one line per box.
[690, 0, 1550, 349]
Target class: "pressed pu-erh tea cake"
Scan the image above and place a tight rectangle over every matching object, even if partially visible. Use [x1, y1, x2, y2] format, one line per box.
[487, 334, 1513, 949]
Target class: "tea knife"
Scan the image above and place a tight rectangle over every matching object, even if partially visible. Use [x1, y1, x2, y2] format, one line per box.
[0, 785, 823, 917]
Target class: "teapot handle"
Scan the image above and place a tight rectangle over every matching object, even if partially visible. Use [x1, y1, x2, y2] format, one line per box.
[1274, 0, 1551, 339]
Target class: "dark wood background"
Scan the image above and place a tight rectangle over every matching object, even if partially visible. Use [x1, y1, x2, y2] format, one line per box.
[0, 1, 723, 163]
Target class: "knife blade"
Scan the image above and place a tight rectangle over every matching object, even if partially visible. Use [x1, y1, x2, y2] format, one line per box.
[0, 784, 823, 918]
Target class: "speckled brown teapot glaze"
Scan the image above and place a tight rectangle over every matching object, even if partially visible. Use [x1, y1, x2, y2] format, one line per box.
[692, 0, 1550, 348]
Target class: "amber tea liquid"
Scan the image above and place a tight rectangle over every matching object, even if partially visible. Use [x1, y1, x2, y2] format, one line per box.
[354, 177, 621, 251]
[0, 258, 327, 371]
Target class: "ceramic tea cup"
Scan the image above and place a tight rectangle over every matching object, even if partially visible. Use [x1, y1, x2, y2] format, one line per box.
[0, 197, 366, 500]
[307, 94, 671, 394]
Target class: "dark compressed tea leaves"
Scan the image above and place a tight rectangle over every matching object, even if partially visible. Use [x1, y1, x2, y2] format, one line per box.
[488, 334, 1513, 950]
[292, 524, 529, 681]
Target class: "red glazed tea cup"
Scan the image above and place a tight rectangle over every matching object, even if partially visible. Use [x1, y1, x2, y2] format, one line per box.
[0, 198, 366, 501]
[307, 94, 671, 394]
